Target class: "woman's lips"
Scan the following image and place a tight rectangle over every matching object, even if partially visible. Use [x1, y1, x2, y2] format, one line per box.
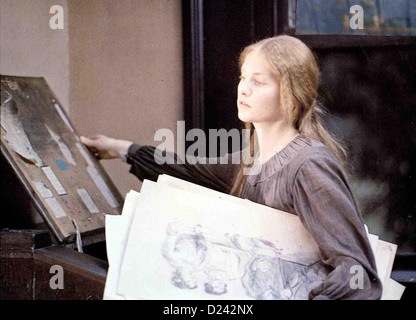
[240, 101, 251, 108]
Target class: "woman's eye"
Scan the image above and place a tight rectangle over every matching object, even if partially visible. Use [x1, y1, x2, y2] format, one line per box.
[239, 76, 262, 85]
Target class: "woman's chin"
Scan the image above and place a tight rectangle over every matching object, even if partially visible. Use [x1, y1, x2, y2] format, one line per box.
[237, 111, 251, 123]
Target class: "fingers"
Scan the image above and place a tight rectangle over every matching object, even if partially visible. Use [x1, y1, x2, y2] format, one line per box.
[80, 135, 104, 148]
[89, 134, 106, 140]
[80, 136, 99, 158]
[80, 136, 92, 146]
[79, 135, 120, 160]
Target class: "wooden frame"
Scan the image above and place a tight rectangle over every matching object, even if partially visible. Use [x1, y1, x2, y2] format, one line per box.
[182, 0, 205, 133]
[294, 0, 416, 49]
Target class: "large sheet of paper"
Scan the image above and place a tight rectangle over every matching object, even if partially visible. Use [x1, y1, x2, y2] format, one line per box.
[116, 179, 328, 300]
[104, 190, 140, 300]
[105, 175, 405, 300]
[375, 240, 397, 286]
[381, 278, 406, 300]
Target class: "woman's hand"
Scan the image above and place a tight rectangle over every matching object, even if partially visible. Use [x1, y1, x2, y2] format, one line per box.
[80, 135, 133, 160]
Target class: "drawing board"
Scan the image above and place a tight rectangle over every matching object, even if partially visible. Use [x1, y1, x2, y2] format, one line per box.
[1, 75, 123, 244]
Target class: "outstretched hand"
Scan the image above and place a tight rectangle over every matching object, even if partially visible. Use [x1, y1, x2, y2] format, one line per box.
[80, 134, 133, 160]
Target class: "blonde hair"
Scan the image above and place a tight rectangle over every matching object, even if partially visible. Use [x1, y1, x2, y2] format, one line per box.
[230, 35, 348, 197]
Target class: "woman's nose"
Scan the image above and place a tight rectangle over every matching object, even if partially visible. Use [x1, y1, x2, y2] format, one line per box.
[240, 83, 251, 96]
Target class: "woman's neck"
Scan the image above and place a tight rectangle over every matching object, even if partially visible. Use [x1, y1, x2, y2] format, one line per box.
[253, 121, 299, 165]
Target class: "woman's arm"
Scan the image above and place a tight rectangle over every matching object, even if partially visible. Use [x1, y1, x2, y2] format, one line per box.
[126, 143, 241, 193]
[80, 135, 240, 194]
[292, 154, 383, 300]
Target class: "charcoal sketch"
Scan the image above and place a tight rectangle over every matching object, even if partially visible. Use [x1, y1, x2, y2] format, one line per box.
[162, 220, 329, 300]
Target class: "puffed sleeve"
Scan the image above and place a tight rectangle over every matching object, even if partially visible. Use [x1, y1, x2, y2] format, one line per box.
[292, 154, 383, 300]
[126, 143, 241, 193]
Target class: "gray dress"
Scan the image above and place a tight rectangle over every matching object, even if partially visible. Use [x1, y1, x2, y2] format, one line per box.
[127, 134, 383, 300]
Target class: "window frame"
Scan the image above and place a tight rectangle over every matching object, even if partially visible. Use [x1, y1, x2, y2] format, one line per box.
[290, 0, 416, 49]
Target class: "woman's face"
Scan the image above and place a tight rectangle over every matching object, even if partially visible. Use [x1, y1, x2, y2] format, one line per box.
[237, 50, 283, 125]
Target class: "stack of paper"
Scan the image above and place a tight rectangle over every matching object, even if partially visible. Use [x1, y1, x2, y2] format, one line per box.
[103, 175, 405, 300]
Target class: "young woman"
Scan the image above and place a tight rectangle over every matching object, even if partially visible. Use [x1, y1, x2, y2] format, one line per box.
[81, 35, 382, 300]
